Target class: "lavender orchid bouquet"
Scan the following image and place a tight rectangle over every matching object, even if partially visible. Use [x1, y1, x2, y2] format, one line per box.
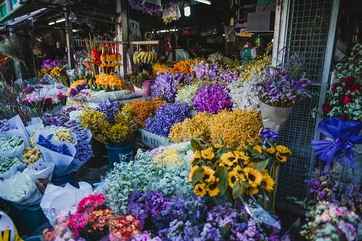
[193, 83, 233, 114]
[258, 67, 311, 107]
[145, 103, 191, 136]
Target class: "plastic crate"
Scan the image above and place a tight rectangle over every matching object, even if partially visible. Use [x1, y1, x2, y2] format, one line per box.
[0, 2, 7, 19]
[138, 129, 170, 148]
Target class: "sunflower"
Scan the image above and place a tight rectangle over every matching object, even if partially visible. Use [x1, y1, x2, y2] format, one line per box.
[276, 152, 288, 163]
[193, 150, 202, 160]
[220, 152, 237, 168]
[233, 151, 250, 166]
[261, 173, 275, 192]
[201, 147, 215, 160]
[265, 146, 276, 154]
[202, 166, 216, 183]
[275, 145, 292, 155]
[189, 165, 200, 181]
[243, 167, 263, 188]
[227, 169, 245, 188]
[194, 182, 207, 197]
[208, 182, 220, 197]
[253, 145, 263, 154]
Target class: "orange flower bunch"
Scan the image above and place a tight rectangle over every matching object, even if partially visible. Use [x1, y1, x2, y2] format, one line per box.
[125, 99, 165, 127]
[95, 74, 126, 90]
[172, 60, 194, 74]
[153, 63, 172, 75]
[87, 208, 113, 232]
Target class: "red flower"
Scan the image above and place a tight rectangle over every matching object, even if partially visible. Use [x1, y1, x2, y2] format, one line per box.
[342, 76, 354, 87]
[350, 83, 361, 92]
[322, 103, 332, 113]
[341, 95, 352, 105]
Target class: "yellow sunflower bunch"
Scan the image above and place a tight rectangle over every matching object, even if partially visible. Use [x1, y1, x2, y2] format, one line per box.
[169, 112, 211, 143]
[208, 110, 262, 149]
[189, 145, 276, 199]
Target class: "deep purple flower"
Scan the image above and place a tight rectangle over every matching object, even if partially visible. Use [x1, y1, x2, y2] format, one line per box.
[41, 58, 61, 69]
[193, 63, 219, 80]
[151, 73, 178, 102]
[145, 103, 191, 136]
[260, 128, 279, 142]
[193, 83, 232, 114]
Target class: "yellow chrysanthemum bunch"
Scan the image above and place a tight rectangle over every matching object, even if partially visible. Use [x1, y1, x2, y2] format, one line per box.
[95, 74, 126, 90]
[189, 139, 291, 201]
[125, 99, 165, 127]
[23, 148, 42, 165]
[169, 112, 211, 143]
[80, 109, 110, 143]
[208, 110, 262, 149]
[55, 128, 75, 143]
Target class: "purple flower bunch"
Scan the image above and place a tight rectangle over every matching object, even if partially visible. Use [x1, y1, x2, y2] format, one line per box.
[38, 134, 72, 156]
[41, 58, 61, 69]
[258, 67, 311, 107]
[193, 63, 219, 80]
[193, 83, 233, 114]
[219, 69, 239, 83]
[151, 73, 178, 102]
[145, 103, 191, 136]
[97, 100, 120, 123]
[127, 191, 282, 241]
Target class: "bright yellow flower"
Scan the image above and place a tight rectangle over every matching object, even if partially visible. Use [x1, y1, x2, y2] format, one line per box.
[227, 169, 245, 188]
[275, 145, 292, 155]
[265, 147, 276, 154]
[201, 147, 215, 160]
[188, 165, 200, 182]
[261, 173, 275, 192]
[220, 152, 237, 168]
[194, 183, 207, 197]
[208, 185, 220, 197]
[193, 151, 202, 160]
[233, 151, 250, 165]
[276, 152, 288, 163]
[243, 167, 263, 188]
[202, 166, 216, 183]
[253, 145, 263, 154]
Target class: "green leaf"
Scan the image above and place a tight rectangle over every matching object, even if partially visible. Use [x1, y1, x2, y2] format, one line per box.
[215, 166, 228, 196]
[254, 160, 269, 170]
[191, 139, 201, 150]
[191, 167, 205, 186]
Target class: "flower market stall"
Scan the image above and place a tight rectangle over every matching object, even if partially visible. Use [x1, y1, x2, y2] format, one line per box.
[0, 0, 361, 241]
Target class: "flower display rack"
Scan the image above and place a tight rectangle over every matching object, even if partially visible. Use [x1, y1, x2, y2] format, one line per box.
[137, 129, 170, 149]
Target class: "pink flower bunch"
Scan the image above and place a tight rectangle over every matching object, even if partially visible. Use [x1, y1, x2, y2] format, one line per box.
[77, 193, 106, 214]
[68, 213, 88, 238]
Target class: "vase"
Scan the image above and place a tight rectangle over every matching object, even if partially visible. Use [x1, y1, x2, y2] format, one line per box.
[105, 143, 134, 168]
[259, 102, 292, 131]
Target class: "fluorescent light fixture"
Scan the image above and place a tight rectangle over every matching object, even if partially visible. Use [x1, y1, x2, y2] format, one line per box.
[194, 0, 211, 5]
[72, 29, 80, 33]
[48, 21, 55, 25]
[155, 28, 178, 33]
[56, 18, 66, 23]
[184, 6, 191, 17]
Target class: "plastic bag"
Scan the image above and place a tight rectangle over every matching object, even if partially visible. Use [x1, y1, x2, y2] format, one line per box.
[0, 134, 25, 159]
[40, 182, 93, 225]
[23, 160, 55, 181]
[6, 115, 30, 147]
[0, 159, 25, 180]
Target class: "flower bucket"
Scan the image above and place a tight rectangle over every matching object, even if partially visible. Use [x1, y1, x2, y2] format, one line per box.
[143, 80, 152, 96]
[106, 143, 134, 167]
[259, 102, 292, 131]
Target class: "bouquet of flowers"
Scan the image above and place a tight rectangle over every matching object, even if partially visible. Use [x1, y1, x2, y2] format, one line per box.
[192, 83, 233, 114]
[258, 67, 311, 108]
[228, 75, 260, 110]
[335, 43, 362, 81]
[189, 137, 291, 201]
[150, 73, 178, 102]
[323, 76, 362, 120]
[93, 74, 127, 91]
[145, 103, 191, 137]
[193, 62, 219, 80]
[301, 201, 361, 241]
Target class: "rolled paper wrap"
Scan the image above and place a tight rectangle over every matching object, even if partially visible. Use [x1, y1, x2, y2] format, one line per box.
[312, 118, 362, 167]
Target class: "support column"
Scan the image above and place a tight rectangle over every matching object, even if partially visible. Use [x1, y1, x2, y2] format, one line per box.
[116, 0, 129, 77]
[65, 7, 73, 71]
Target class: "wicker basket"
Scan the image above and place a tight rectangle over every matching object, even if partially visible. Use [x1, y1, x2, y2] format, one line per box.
[138, 129, 170, 148]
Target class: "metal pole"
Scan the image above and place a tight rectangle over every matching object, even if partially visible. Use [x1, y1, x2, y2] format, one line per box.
[65, 7, 73, 71]
[116, 0, 129, 77]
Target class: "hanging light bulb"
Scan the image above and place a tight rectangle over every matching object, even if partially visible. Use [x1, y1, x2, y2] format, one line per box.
[184, 5, 191, 17]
